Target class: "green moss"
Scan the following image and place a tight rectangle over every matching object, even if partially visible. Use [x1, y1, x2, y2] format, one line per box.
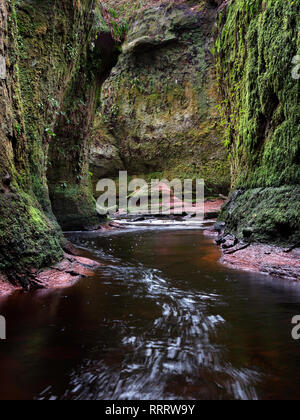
[49, 184, 102, 231]
[215, 0, 300, 245]
[14, 0, 97, 213]
[29, 206, 47, 229]
[47, 18, 120, 230]
[95, 3, 230, 194]
[0, 0, 109, 284]
[219, 186, 300, 246]
[215, 0, 300, 189]
[0, 190, 64, 274]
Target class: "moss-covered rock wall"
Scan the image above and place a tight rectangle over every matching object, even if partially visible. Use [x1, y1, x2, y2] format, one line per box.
[1, 0, 299, 288]
[0, 0, 116, 285]
[47, 8, 120, 230]
[216, 0, 300, 245]
[91, 1, 230, 194]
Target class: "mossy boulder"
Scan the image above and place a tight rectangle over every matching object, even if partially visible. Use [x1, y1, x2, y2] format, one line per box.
[219, 186, 300, 246]
[0, 190, 63, 278]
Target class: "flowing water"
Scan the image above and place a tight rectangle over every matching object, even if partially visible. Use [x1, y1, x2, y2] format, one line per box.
[0, 227, 300, 400]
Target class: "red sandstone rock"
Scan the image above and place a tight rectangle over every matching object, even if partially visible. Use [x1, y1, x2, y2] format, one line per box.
[36, 254, 101, 289]
[0, 254, 101, 297]
[221, 244, 300, 280]
[62, 241, 82, 256]
[0, 274, 20, 297]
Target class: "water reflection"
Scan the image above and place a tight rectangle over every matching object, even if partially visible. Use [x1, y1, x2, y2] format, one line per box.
[0, 229, 300, 400]
[63, 265, 259, 400]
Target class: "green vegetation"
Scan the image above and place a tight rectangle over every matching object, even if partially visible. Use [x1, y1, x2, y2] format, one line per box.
[219, 186, 300, 246]
[102, 0, 189, 22]
[1, 0, 299, 287]
[216, 0, 300, 244]
[95, 2, 230, 195]
[215, 0, 300, 189]
[0, 0, 108, 282]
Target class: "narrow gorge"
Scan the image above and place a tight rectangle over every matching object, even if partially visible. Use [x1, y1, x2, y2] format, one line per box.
[0, 0, 299, 402]
[1, 0, 299, 288]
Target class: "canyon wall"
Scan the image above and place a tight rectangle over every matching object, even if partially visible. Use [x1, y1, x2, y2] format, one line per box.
[47, 6, 120, 230]
[91, 2, 230, 195]
[0, 0, 116, 285]
[216, 0, 300, 245]
[1, 0, 299, 289]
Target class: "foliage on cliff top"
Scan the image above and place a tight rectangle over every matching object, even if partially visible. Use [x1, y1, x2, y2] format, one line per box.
[100, 0, 202, 23]
[96, 2, 128, 41]
[99, 1, 224, 40]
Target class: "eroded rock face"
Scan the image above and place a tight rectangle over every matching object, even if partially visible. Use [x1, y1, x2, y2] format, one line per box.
[92, 2, 230, 194]
[0, 0, 114, 284]
[47, 26, 120, 231]
[215, 0, 300, 246]
[90, 115, 125, 181]
[0, 0, 68, 279]
[219, 187, 300, 247]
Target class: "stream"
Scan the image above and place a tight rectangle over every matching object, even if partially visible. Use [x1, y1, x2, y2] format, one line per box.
[0, 227, 300, 400]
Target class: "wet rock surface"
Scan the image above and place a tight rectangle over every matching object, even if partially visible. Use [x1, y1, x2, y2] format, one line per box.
[221, 245, 300, 281]
[215, 1, 300, 247]
[111, 199, 225, 226]
[0, 0, 113, 285]
[0, 254, 101, 297]
[91, 2, 230, 194]
[218, 187, 300, 247]
[204, 222, 300, 280]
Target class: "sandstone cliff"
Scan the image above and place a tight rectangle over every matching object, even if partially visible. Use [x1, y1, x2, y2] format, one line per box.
[0, 0, 118, 285]
[91, 1, 230, 194]
[216, 0, 300, 245]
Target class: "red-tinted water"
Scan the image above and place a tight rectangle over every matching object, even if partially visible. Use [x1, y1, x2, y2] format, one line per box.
[0, 229, 300, 400]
